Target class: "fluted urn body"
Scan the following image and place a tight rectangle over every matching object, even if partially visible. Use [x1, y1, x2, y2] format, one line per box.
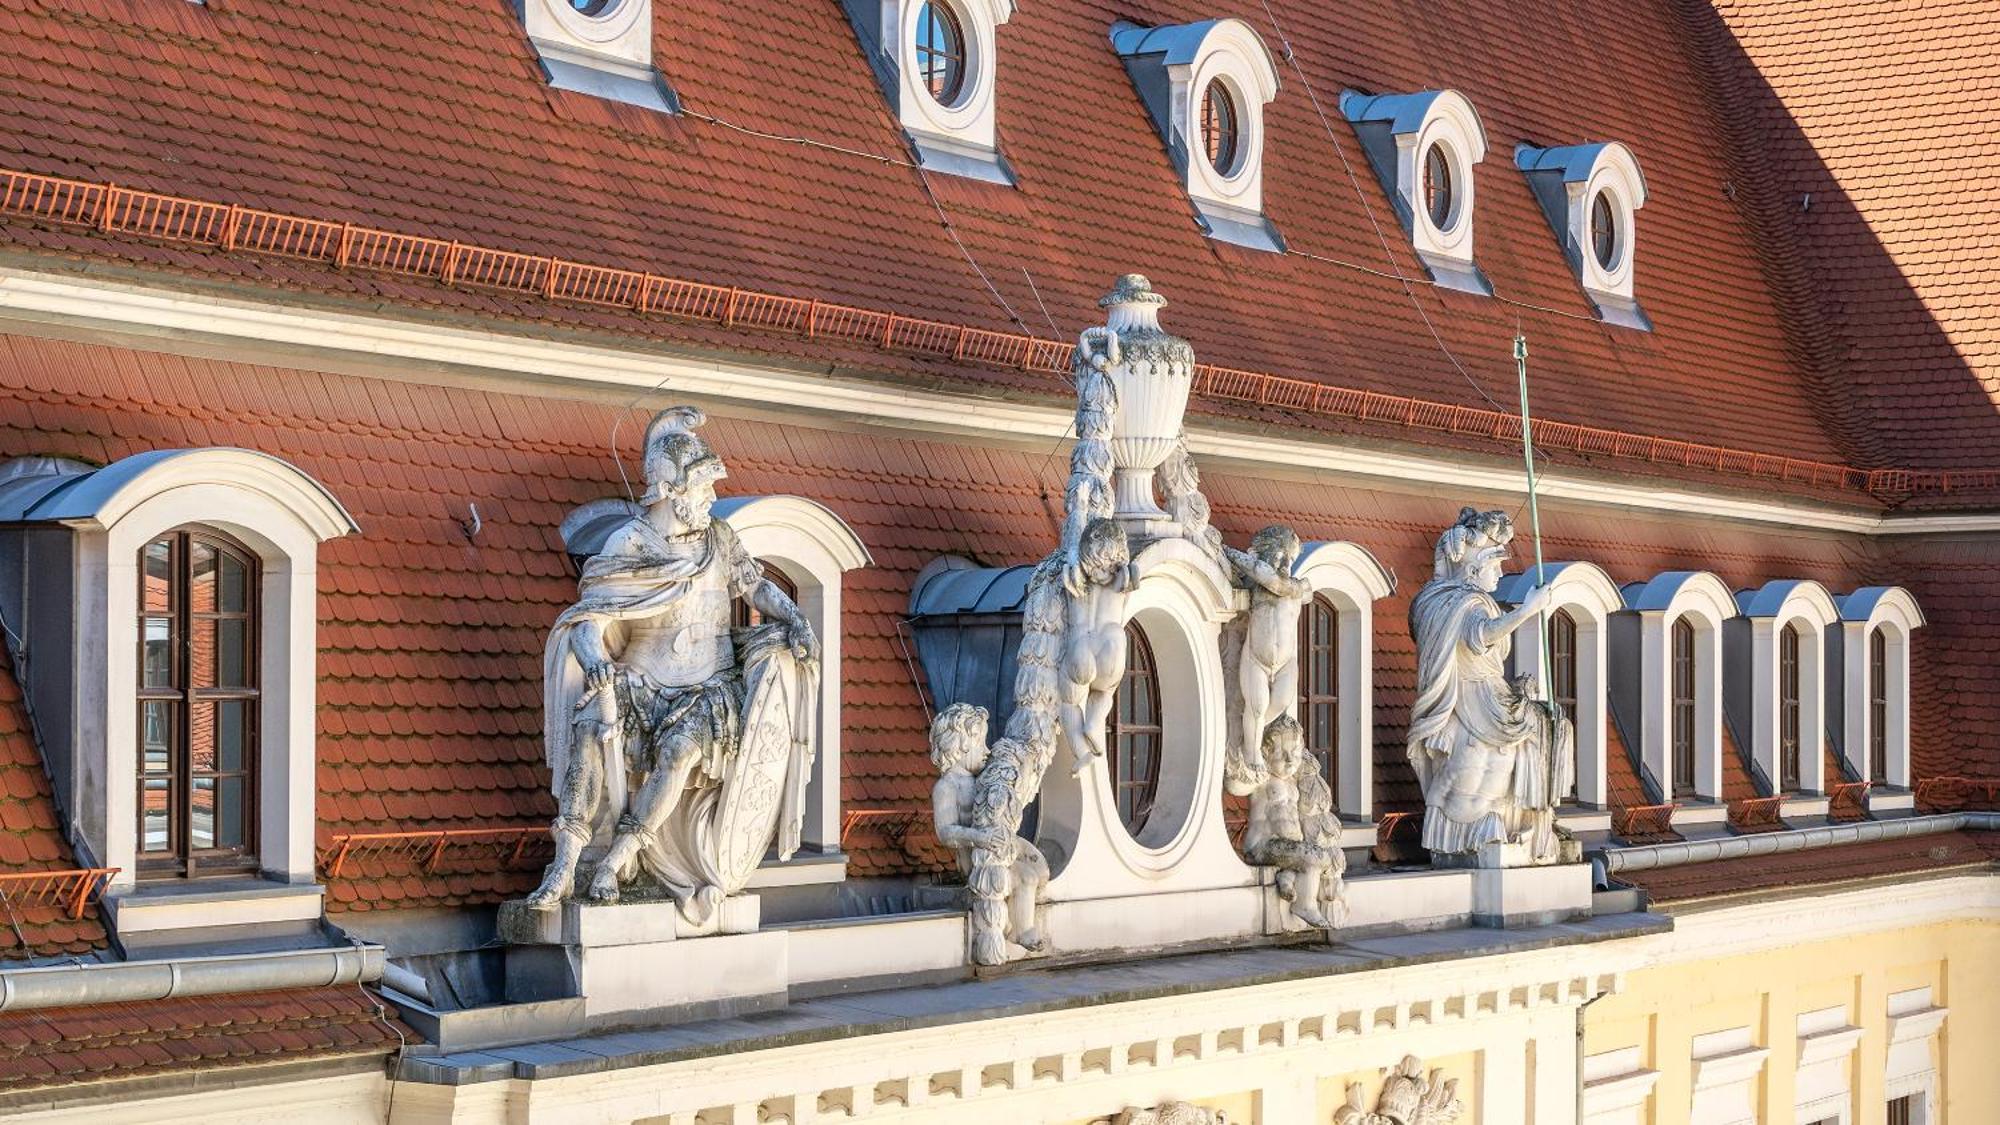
[1076, 274, 1195, 532]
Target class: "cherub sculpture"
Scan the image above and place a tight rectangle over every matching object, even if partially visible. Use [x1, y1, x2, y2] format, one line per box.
[1220, 525, 1312, 773]
[1061, 518, 1134, 777]
[930, 703, 1049, 958]
[1157, 433, 1224, 558]
[1241, 715, 1348, 929]
[526, 407, 820, 918]
[1407, 507, 1574, 864]
[1333, 1055, 1463, 1125]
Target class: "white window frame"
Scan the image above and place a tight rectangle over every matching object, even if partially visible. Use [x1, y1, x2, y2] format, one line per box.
[1834, 587, 1924, 789]
[712, 496, 873, 857]
[1736, 579, 1840, 795]
[1341, 88, 1490, 293]
[1690, 1026, 1771, 1125]
[1517, 141, 1650, 329]
[1290, 540, 1394, 822]
[1111, 18, 1282, 252]
[1619, 571, 1739, 802]
[1884, 986, 1947, 1125]
[32, 450, 356, 890]
[1794, 1004, 1862, 1125]
[518, 0, 675, 113]
[848, 0, 1016, 182]
[1497, 561, 1623, 808]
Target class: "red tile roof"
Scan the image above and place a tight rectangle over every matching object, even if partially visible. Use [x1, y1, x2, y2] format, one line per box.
[0, 334, 1990, 889]
[1617, 829, 2000, 904]
[0, 985, 407, 1095]
[1703, 0, 2000, 471]
[0, 0, 1983, 496]
[0, 648, 109, 960]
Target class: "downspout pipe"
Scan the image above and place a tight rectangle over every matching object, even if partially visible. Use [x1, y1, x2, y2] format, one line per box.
[1593, 811, 2000, 887]
[0, 942, 382, 1012]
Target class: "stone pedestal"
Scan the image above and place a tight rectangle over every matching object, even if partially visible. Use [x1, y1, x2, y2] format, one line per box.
[1467, 862, 1592, 929]
[499, 897, 786, 1023]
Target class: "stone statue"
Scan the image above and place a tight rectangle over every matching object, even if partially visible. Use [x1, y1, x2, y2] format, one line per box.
[1219, 525, 1311, 774]
[1157, 433, 1224, 558]
[526, 407, 820, 919]
[930, 702, 1049, 958]
[1333, 1055, 1463, 1125]
[1062, 518, 1135, 777]
[1406, 508, 1573, 865]
[1240, 715, 1348, 929]
[1107, 1103, 1228, 1125]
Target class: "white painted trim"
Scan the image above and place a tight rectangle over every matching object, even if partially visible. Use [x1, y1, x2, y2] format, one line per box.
[1738, 580, 1840, 795]
[1583, 1045, 1660, 1125]
[1637, 874, 1999, 966]
[1835, 587, 1923, 788]
[874, 0, 1015, 161]
[70, 453, 352, 894]
[1690, 1026, 1769, 1125]
[0, 268, 1983, 535]
[1500, 561, 1622, 808]
[715, 495, 873, 855]
[1291, 540, 1393, 821]
[1624, 571, 1738, 801]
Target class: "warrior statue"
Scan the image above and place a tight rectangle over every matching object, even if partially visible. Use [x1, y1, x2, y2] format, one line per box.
[1406, 508, 1573, 865]
[526, 407, 820, 920]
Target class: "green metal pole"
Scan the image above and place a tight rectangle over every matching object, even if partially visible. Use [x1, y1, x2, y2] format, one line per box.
[1514, 332, 1549, 700]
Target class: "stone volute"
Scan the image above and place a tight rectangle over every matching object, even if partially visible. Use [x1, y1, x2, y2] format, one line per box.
[1077, 274, 1196, 535]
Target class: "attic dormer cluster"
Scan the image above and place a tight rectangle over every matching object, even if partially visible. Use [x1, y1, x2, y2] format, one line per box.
[513, 4, 1656, 327]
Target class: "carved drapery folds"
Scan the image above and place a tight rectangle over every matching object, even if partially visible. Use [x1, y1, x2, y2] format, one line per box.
[1334, 1054, 1465, 1125]
[1407, 508, 1576, 866]
[524, 407, 823, 917]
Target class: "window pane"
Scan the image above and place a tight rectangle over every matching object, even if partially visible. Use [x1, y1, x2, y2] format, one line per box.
[142, 538, 173, 613]
[189, 700, 216, 772]
[190, 540, 217, 614]
[143, 617, 174, 688]
[141, 778, 172, 853]
[190, 777, 216, 851]
[218, 550, 249, 613]
[215, 699, 249, 772]
[191, 618, 252, 689]
[141, 700, 175, 774]
[215, 776, 246, 849]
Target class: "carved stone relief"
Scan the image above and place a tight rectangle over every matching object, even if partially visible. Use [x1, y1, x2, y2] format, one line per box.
[1333, 1054, 1465, 1125]
[1104, 1102, 1229, 1125]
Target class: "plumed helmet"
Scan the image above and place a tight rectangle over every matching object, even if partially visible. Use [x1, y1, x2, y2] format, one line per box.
[640, 405, 726, 505]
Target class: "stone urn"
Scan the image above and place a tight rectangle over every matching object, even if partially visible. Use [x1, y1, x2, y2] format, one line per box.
[1076, 274, 1196, 534]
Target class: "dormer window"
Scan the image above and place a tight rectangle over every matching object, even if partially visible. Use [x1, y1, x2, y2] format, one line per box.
[1830, 587, 1924, 792]
[1728, 579, 1839, 797]
[1112, 18, 1283, 252]
[844, 0, 1016, 184]
[1610, 571, 1740, 803]
[517, 0, 676, 114]
[1341, 89, 1490, 293]
[1496, 561, 1621, 809]
[1518, 141, 1650, 329]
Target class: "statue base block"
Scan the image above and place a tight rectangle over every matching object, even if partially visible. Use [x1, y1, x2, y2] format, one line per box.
[1466, 862, 1592, 929]
[498, 898, 785, 1022]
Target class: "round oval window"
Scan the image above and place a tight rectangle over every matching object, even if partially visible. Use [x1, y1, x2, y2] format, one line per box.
[915, 1, 968, 107]
[568, 0, 618, 15]
[1590, 191, 1619, 270]
[1422, 143, 1455, 230]
[1201, 80, 1241, 176]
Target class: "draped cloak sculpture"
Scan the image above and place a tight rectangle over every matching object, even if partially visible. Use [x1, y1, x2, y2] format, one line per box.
[524, 407, 820, 921]
[1406, 508, 1574, 865]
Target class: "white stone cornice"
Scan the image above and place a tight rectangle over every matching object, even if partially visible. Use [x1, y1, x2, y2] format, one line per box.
[1636, 873, 1999, 966]
[1, 267, 1995, 535]
[1887, 1005, 1948, 1044]
[1795, 1023, 1864, 1067]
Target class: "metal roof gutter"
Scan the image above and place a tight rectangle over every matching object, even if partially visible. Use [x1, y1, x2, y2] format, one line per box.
[0, 941, 383, 1012]
[1591, 811, 2000, 888]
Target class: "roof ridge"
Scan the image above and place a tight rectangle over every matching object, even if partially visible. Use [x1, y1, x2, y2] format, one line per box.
[2, 166, 1996, 503]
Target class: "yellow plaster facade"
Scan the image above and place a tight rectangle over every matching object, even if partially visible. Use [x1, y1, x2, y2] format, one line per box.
[1585, 879, 1998, 1125]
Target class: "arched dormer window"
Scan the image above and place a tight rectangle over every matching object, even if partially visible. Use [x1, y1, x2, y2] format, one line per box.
[1111, 18, 1283, 252]
[1497, 561, 1621, 808]
[1517, 141, 1650, 330]
[1341, 88, 1491, 294]
[1108, 622, 1162, 835]
[1613, 571, 1739, 803]
[0, 449, 354, 943]
[1832, 587, 1924, 792]
[1731, 579, 1840, 796]
[843, 0, 1018, 183]
[1290, 541, 1394, 821]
